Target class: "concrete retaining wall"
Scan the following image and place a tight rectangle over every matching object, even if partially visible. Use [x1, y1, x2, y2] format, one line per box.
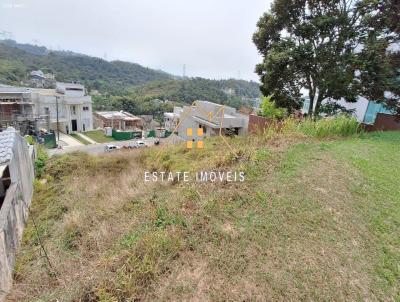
[0, 137, 34, 300]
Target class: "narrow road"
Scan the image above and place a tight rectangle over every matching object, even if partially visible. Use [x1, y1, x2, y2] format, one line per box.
[48, 137, 164, 156]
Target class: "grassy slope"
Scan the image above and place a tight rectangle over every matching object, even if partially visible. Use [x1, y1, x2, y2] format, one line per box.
[84, 130, 116, 143]
[8, 132, 400, 301]
[69, 133, 91, 145]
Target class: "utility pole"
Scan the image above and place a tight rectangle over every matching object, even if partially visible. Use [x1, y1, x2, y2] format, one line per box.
[182, 65, 186, 102]
[56, 96, 60, 142]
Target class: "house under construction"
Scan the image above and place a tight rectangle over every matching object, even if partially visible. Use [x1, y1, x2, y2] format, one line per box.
[0, 86, 49, 135]
[0, 82, 93, 136]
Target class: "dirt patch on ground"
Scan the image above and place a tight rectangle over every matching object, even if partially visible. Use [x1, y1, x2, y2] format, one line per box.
[146, 253, 210, 301]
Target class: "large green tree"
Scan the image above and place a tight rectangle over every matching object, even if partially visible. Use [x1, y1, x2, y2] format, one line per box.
[253, 0, 399, 117]
[356, 0, 400, 115]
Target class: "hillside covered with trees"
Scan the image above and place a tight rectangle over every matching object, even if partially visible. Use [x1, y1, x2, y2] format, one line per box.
[0, 40, 261, 116]
[93, 78, 261, 117]
[0, 39, 171, 93]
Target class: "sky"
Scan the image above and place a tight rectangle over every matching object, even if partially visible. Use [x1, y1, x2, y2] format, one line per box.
[0, 0, 272, 81]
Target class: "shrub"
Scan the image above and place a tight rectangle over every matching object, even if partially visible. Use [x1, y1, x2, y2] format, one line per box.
[24, 135, 35, 145]
[34, 146, 48, 178]
[259, 96, 286, 119]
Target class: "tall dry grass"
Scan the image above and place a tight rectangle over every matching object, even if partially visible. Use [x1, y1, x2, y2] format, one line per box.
[9, 118, 375, 302]
[10, 150, 170, 301]
[255, 115, 361, 139]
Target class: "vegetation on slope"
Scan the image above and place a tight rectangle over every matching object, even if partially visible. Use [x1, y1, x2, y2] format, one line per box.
[0, 40, 261, 114]
[69, 133, 91, 145]
[93, 78, 261, 117]
[0, 40, 171, 93]
[128, 78, 261, 105]
[84, 130, 116, 143]
[8, 123, 399, 301]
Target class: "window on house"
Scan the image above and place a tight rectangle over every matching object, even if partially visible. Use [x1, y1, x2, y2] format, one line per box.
[71, 106, 76, 115]
[0, 166, 11, 210]
[199, 125, 206, 134]
[83, 106, 89, 111]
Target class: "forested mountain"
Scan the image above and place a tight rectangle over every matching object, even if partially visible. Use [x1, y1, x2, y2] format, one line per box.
[0, 40, 171, 93]
[130, 78, 260, 106]
[93, 78, 261, 118]
[0, 40, 261, 115]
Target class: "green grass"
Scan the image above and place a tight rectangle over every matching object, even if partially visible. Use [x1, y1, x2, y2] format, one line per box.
[326, 132, 400, 294]
[70, 133, 91, 145]
[10, 131, 400, 301]
[84, 130, 116, 143]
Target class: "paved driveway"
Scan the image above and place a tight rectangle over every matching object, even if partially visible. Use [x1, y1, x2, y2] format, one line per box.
[57, 132, 83, 147]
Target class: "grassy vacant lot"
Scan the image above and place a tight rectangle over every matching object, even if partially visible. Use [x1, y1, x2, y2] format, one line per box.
[70, 133, 91, 145]
[8, 129, 399, 301]
[84, 130, 116, 143]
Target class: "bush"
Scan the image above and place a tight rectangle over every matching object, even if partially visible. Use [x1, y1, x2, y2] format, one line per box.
[259, 96, 286, 119]
[298, 115, 361, 138]
[24, 135, 35, 145]
[35, 146, 48, 178]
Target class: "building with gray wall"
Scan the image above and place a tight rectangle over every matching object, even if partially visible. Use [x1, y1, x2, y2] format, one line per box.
[164, 101, 249, 141]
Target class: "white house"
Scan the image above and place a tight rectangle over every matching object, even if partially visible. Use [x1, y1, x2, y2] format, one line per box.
[0, 82, 93, 134]
[164, 101, 248, 141]
[164, 106, 183, 132]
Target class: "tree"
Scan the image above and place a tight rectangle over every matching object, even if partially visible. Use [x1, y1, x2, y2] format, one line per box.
[253, 0, 399, 117]
[356, 0, 400, 115]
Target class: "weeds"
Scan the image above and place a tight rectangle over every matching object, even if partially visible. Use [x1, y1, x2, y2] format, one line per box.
[257, 115, 361, 140]
[298, 115, 361, 137]
[9, 130, 400, 302]
[34, 145, 48, 178]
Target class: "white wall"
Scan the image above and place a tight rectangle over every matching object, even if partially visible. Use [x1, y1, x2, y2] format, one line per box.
[35, 93, 93, 132]
[81, 103, 93, 131]
[335, 97, 369, 122]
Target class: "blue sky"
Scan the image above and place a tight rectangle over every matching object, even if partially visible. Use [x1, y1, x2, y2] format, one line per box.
[0, 0, 272, 81]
